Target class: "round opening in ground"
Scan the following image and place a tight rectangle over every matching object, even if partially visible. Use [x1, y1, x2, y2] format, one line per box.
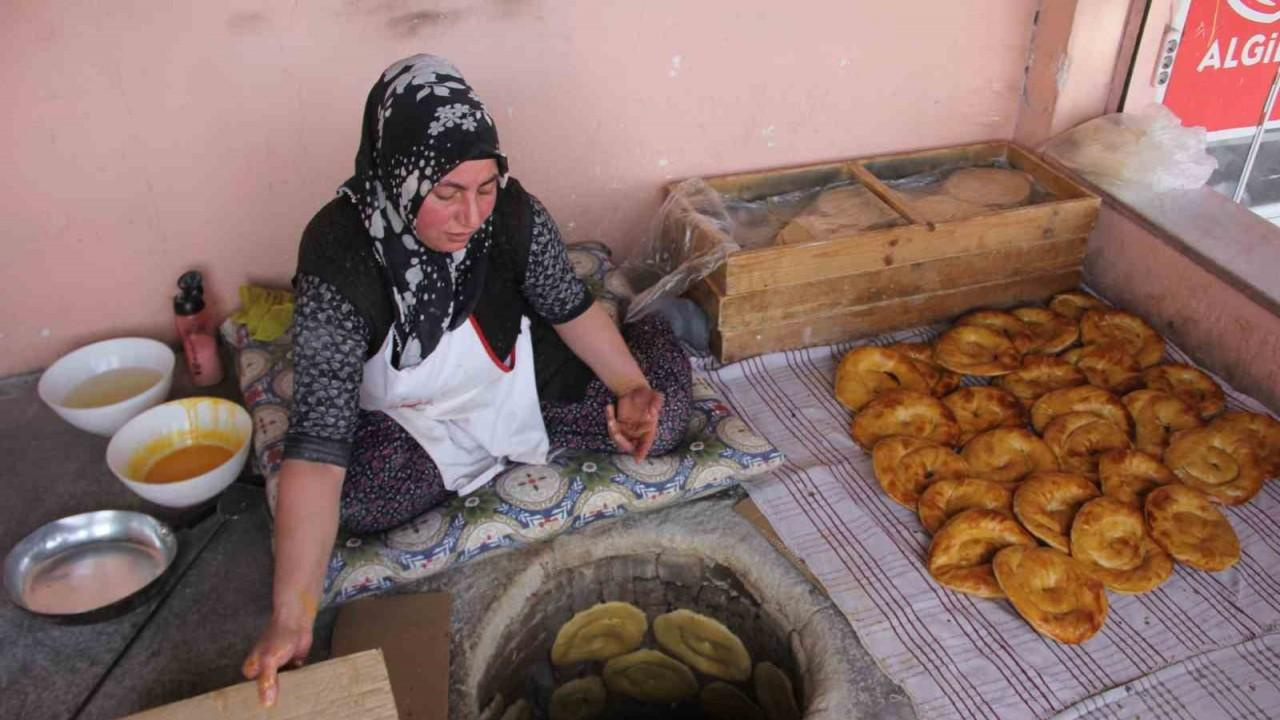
[475, 552, 806, 719]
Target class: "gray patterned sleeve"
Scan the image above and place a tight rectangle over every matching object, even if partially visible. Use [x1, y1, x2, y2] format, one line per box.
[283, 274, 370, 468]
[521, 194, 595, 324]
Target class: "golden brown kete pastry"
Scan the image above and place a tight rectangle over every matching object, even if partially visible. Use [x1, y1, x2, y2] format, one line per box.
[1012, 471, 1100, 551]
[1011, 306, 1079, 354]
[1163, 426, 1264, 505]
[993, 545, 1108, 644]
[1210, 411, 1280, 478]
[934, 325, 1022, 376]
[1048, 291, 1108, 322]
[834, 346, 932, 411]
[1122, 389, 1201, 457]
[995, 355, 1086, 409]
[872, 436, 970, 509]
[889, 342, 963, 396]
[1042, 412, 1132, 476]
[1142, 364, 1225, 420]
[942, 386, 1028, 445]
[1072, 343, 1143, 394]
[1079, 309, 1164, 368]
[1031, 385, 1132, 436]
[917, 477, 1014, 534]
[851, 389, 960, 450]
[926, 509, 1037, 598]
[1097, 449, 1177, 508]
[1069, 496, 1172, 593]
[955, 310, 1036, 355]
[1145, 484, 1240, 571]
[961, 427, 1059, 486]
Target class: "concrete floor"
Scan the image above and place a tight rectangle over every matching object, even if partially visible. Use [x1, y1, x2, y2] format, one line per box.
[0, 371, 304, 720]
[1, 367, 909, 719]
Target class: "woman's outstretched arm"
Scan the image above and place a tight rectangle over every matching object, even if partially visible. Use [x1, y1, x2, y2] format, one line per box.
[241, 459, 343, 706]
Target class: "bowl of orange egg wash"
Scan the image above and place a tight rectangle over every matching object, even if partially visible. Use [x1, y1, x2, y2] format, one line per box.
[105, 397, 252, 507]
[37, 337, 176, 436]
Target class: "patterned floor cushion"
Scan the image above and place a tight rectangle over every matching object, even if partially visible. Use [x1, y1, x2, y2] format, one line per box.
[221, 243, 785, 606]
[220, 319, 293, 499]
[322, 377, 783, 605]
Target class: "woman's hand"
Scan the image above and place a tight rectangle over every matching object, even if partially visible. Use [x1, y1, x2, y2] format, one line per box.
[607, 385, 664, 460]
[242, 608, 314, 706]
[551, 303, 664, 459]
[243, 460, 343, 706]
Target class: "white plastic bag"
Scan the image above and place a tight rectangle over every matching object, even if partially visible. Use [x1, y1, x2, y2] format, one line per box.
[1043, 104, 1217, 194]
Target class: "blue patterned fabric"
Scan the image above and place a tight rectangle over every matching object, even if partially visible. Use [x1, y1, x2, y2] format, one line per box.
[322, 377, 783, 605]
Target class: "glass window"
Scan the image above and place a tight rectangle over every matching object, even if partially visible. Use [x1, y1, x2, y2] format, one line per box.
[1132, 0, 1280, 222]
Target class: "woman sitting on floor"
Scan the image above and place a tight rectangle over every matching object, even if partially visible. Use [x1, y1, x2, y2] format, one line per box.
[242, 54, 691, 705]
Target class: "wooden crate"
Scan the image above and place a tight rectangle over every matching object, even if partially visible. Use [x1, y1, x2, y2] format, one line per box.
[677, 141, 1099, 362]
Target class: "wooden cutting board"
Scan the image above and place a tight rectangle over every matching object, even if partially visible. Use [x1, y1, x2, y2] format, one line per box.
[122, 649, 397, 720]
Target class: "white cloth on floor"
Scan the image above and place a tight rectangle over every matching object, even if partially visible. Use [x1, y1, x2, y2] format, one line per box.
[694, 324, 1280, 720]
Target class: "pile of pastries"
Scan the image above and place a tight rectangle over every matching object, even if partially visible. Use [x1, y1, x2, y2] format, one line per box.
[834, 290, 1279, 644]
[485, 601, 801, 720]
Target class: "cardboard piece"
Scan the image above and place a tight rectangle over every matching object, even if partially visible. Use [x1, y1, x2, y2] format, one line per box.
[331, 592, 452, 720]
[734, 498, 824, 588]
[123, 649, 397, 720]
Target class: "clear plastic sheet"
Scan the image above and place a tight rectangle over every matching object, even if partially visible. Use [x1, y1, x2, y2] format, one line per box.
[722, 183, 838, 249]
[622, 177, 901, 320]
[622, 178, 738, 322]
[1042, 104, 1217, 195]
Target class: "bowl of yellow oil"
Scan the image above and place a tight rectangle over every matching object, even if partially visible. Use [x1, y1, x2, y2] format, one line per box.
[37, 338, 176, 436]
[105, 397, 252, 507]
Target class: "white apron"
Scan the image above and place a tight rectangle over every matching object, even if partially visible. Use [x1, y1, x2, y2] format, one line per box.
[359, 314, 550, 496]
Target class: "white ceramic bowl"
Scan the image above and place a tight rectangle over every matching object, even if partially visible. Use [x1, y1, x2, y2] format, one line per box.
[106, 397, 252, 508]
[37, 337, 176, 437]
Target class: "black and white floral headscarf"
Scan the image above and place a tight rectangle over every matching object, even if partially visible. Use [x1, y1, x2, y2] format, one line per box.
[339, 54, 508, 369]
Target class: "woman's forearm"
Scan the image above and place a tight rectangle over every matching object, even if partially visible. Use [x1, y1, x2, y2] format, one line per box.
[553, 302, 647, 395]
[271, 459, 344, 624]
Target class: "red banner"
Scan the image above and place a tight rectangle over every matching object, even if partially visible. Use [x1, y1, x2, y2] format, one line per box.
[1164, 0, 1280, 133]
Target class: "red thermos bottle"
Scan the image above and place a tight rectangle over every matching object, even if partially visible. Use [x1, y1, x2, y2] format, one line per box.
[173, 271, 224, 387]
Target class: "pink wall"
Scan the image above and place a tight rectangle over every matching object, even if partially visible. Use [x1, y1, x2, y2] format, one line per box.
[1, 0, 1041, 375]
[1014, 0, 1134, 147]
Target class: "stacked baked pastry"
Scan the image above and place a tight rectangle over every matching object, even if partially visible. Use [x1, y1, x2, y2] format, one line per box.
[834, 289, 1277, 645]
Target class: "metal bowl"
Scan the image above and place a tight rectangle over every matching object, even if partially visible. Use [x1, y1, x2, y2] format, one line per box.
[3, 510, 177, 618]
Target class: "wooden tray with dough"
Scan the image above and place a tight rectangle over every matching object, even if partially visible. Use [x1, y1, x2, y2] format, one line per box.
[672, 141, 1099, 362]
